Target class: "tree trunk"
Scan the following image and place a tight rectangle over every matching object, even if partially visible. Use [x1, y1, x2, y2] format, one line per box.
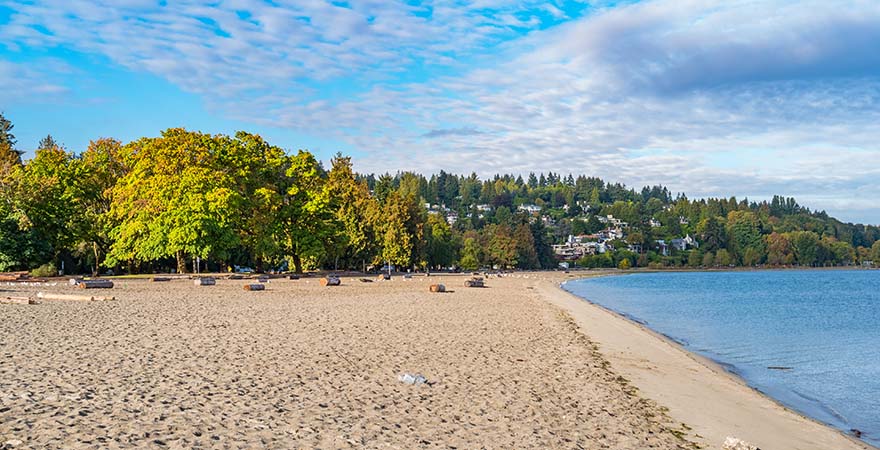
[292, 254, 303, 274]
[176, 250, 186, 274]
[92, 242, 99, 277]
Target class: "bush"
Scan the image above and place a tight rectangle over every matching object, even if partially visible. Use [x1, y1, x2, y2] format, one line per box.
[30, 263, 57, 278]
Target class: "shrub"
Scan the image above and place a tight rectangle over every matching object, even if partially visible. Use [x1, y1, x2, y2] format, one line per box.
[30, 263, 57, 278]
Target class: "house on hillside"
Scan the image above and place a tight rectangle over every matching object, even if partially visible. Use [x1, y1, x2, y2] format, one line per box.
[649, 218, 661, 228]
[670, 234, 699, 252]
[519, 204, 542, 215]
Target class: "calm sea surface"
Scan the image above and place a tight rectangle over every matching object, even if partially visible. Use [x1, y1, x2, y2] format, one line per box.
[563, 270, 880, 446]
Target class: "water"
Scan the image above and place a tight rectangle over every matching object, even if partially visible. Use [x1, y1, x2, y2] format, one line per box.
[563, 270, 880, 446]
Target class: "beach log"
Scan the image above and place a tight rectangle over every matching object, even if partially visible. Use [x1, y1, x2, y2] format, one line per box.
[151, 277, 171, 282]
[194, 277, 216, 286]
[243, 283, 265, 291]
[429, 284, 446, 293]
[320, 276, 341, 286]
[257, 275, 269, 283]
[77, 279, 114, 289]
[1, 296, 37, 305]
[464, 277, 485, 288]
[288, 275, 300, 280]
[359, 278, 374, 283]
[37, 292, 115, 302]
[378, 273, 391, 281]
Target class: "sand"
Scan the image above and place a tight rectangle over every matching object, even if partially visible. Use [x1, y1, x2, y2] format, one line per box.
[1, 274, 691, 449]
[0, 272, 870, 449]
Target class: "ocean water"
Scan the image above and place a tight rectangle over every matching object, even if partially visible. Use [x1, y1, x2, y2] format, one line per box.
[563, 270, 880, 446]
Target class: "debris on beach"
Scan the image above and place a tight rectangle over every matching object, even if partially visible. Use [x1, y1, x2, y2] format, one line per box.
[76, 279, 114, 289]
[194, 277, 216, 286]
[429, 284, 446, 293]
[243, 284, 265, 291]
[37, 292, 115, 302]
[359, 278, 374, 283]
[1, 296, 37, 305]
[398, 373, 428, 385]
[722, 436, 760, 450]
[320, 276, 341, 286]
[464, 277, 485, 288]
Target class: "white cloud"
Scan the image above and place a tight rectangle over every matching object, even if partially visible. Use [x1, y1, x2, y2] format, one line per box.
[1, 0, 879, 222]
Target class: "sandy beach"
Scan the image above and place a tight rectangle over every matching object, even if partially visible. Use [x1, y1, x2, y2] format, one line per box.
[0, 272, 871, 449]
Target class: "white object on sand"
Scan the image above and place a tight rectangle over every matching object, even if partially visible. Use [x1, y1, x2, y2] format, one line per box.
[722, 437, 760, 450]
[398, 373, 427, 385]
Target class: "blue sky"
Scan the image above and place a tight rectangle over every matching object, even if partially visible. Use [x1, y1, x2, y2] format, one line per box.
[1, 0, 879, 224]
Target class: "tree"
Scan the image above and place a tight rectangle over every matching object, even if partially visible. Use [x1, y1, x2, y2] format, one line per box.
[278, 150, 334, 273]
[715, 249, 732, 266]
[765, 232, 793, 266]
[12, 140, 83, 260]
[107, 129, 242, 272]
[0, 113, 22, 167]
[789, 231, 821, 266]
[872, 241, 880, 263]
[617, 258, 631, 269]
[76, 138, 126, 274]
[696, 216, 726, 253]
[378, 192, 415, 270]
[326, 153, 379, 270]
[726, 211, 765, 264]
[486, 224, 517, 268]
[702, 251, 715, 267]
[514, 222, 539, 269]
[687, 250, 701, 267]
[459, 236, 481, 270]
[425, 213, 455, 270]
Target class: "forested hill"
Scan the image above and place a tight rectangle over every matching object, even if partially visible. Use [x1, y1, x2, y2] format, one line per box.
[1, 121, 878, 275]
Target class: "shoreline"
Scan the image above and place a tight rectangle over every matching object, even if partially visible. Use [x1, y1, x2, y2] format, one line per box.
[544, 273, 874, 450]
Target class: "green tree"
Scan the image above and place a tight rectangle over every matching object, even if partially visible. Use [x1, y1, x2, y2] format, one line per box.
[701, 251, 715, 267]
[871, 241, 880, 263]
[326, 153, 379, 270]
[715, 248, 732, 266]
[726, 211, 765, 264]
[425, 213, 455, 270]
[687, 250, 701, 267]
[696, 216, 727, 252]
[107, 129, 242, 272]
[514, 222, 539, 269]
[459, 236, 481, 270]
[789, 231, 821, 266]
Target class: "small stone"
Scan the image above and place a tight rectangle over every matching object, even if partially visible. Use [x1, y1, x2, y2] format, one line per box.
[4, 439, 23, 447]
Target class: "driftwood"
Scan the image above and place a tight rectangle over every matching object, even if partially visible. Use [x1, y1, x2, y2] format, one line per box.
[243, 284, 265, 291]
[1, 296, 37, 305]
[320, 276, 341, 286]
[429, 284, 446, 293]
[228, 274, 244, 280]
[151, 277, 171, 282]
[194, 277, 216, 286]
[256, 275, 269, 283]
[464, 277, 485, 288]
[359, 278, 374, 283]
[37, 292, 115, 302]
[288, 275, 300, 280]
[378, 273, 391, 281]
[77, 279, 114, 289]
[68, 278, 83, 286]
[403, 273, 413, 279]
[0, 271, 30, 282]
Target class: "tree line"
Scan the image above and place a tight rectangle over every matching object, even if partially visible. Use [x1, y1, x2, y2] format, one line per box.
[1, 115, 878, 275]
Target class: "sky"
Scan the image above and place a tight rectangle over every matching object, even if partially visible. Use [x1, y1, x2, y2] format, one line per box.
[0, 0, 878, 224]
